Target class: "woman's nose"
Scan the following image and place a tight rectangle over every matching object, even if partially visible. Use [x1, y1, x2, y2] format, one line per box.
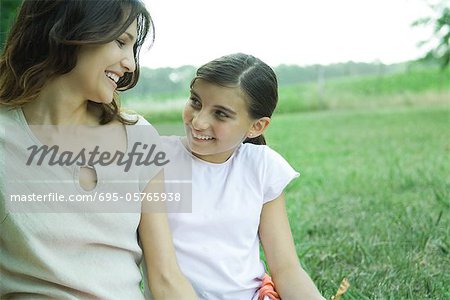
[121, 49, 136, 73]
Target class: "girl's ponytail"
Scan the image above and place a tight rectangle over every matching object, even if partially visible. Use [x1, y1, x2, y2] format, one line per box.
[244, 135, 266, 145]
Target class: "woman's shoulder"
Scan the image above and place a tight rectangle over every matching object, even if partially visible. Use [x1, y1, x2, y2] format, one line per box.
[0, 105, 18, 117]
[120, 111, 149, 126]
[0, 106, 21, 126]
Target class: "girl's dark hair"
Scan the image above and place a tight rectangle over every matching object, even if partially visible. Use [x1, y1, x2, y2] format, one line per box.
[0, 0, 154, 124]
[192, 53, 278, 145]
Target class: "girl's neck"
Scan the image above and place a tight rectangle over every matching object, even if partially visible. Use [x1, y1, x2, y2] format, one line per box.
[180, 137, 238, 164]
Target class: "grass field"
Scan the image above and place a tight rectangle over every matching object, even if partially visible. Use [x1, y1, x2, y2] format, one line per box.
[275, 67, 450, 114]
[138, 66, 449, 299]
[265, 105, 449, 299]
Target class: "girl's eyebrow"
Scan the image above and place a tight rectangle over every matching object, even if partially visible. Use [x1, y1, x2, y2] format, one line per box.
[190, 89, 200, 98]
[190, 89, 236, 115]
[214, 105, 236, 116]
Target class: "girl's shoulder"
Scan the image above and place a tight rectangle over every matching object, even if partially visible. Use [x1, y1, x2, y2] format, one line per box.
[238, 143, 284, 163]
[160, 135, 180, 146]
[239, 144, 299, 203]
[238, 143, 298, 174]
[160, 136, 183, 154]
[160, 136, 187, 158]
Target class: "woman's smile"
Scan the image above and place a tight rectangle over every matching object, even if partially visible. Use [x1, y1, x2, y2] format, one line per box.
[105, 71, 121, 88]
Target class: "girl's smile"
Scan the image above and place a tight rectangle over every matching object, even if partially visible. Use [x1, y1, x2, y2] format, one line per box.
[183, 79, 255, 163]
[190, 129, 215, 141]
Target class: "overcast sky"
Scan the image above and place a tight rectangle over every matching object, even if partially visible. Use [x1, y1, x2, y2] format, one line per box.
[140, 0, 435, 69]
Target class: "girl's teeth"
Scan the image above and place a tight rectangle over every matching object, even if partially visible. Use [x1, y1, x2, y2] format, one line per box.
[194, 133, 213, 140]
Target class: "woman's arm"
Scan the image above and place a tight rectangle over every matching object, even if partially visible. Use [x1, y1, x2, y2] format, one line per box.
[259, 193, 325, 300]
[139, 171, 198, 300]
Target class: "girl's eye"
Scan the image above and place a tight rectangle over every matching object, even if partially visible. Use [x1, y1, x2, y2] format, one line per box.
[189, 97, 201, 108]
[215, 110, 229, 119]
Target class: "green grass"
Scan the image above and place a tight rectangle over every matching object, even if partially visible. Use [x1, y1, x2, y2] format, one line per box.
[264, 105, 449, 299]
[275, 67, 450, 114]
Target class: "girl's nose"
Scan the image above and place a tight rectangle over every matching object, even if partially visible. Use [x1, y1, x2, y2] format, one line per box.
[192, 110, 210, 130]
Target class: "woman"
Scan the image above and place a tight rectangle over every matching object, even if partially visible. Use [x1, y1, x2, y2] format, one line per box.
[0, 0, 196, 299]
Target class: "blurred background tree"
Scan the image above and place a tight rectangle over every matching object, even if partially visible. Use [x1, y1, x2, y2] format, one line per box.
[0, 0, 22, 50]
[413, 0, 450, 69]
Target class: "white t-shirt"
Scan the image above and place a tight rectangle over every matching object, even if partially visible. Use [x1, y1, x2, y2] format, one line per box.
[0, 107, 162, 299]
[161, 136, 299, 300]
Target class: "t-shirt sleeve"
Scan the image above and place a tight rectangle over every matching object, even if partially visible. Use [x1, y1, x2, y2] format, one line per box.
[127, 115, 166, 192]
[262, 146, 299, 204]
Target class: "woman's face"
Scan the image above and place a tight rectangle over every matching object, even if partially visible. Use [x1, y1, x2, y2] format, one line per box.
[67, 19, 138, 104]
[183, 79, 255, 163]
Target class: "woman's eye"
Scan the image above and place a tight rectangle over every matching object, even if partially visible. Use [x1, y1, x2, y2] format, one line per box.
[116, 39, 125, 47]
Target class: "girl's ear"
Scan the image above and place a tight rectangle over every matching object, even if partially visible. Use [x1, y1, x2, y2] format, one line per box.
[247, 117, 271, 138]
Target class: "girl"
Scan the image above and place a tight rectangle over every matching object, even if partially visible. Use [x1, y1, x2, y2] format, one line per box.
[0, 1, 196, 299]
[161, 53, 325, 299]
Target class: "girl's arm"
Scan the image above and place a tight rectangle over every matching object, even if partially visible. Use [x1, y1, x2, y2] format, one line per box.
[259, 193, 325, 300]
[139, 171, 198, 300]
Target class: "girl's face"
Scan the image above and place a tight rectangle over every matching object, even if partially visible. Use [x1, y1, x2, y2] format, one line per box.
[66, 20, 138, 104]
[183, 79, 256, 163]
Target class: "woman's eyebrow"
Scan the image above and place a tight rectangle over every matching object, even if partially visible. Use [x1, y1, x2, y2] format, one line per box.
[123, 31, 136, 43]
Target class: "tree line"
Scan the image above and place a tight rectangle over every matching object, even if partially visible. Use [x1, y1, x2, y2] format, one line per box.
[124, 61, 414, 100]
[2, 0, 448, 100]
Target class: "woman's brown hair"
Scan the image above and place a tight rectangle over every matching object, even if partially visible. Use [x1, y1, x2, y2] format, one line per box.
[0, 0, 154, 124]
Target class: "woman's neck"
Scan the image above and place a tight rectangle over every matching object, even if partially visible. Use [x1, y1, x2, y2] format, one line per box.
[22, 78, 99, 126]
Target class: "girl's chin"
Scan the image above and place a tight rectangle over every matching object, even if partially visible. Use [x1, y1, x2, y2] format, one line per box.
[186, 142, 211, 155]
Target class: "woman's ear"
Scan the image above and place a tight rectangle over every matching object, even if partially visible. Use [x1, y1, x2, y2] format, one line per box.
[247, 117, 271, 138]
